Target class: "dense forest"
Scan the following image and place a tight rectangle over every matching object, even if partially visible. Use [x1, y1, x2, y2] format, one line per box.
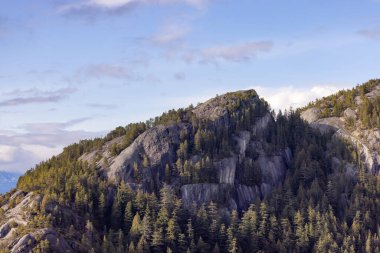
[1, 82, 380, 253]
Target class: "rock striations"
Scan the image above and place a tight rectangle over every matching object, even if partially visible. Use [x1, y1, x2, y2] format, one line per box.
[301, 82, 380, 173]
[2, 82, 379, 252]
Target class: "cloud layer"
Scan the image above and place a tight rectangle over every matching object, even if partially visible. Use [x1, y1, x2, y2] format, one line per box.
[0, 118, 102, 173]
[184, 41, 274, 64]
[357, 28, 380, 40]
[149, 24, 189, 46]
[59, 0, 208, 15]
[0, 87, 76, 107]
[251, 85, 343, 112]
[79, 64, 133, 80]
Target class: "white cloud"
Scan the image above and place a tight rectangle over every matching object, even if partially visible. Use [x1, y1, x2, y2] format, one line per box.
[74, 64, 137, 81]
[250, 85, 343, 112]
[149, 24, 189, 46]
[0, 118, 103, 173]
[59, 0, 208, 14]
[0, 87, 76, 107]
[357, 28, 380, 40]
[184, 41, 274, 64]
[21, 144, 64, 161]
[0, 145, 17, 162]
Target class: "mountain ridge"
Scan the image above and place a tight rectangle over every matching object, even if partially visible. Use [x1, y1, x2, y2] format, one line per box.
[0, 81, 379, 252]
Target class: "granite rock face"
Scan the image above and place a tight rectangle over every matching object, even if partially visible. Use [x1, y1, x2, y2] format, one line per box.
[215, 157, 237, 184]
[107, 123, 191, 185]
[181, 184, 236, 209]
[0, 191, 74, 252]
[301, 83, 380, 173]
[91, 90, 292, 210]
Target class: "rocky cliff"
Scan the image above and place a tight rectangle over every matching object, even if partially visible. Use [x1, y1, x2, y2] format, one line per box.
[301, 82, 380, 173]
[0, 89, 294, 252]
[96, 90, 290, 210]
[4, 83, 377, 252]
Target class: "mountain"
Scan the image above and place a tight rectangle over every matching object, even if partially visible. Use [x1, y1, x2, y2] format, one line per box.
[0, 172, 20, 194]
[0, 81, 380, 252]
[300, 79, 380, 173]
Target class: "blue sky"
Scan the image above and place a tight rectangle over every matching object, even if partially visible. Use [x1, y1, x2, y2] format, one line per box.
[0, 0, 379, 173]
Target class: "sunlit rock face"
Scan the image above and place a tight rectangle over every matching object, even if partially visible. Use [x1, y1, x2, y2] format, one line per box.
[301, 83, 380, 173]
[93, 90, 292, 210]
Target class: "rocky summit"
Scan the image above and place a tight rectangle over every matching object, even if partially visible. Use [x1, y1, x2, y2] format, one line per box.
[1, 80, 380, 252]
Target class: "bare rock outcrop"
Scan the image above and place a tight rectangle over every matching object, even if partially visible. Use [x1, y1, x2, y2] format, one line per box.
[107, 123, 191, 183]
[301, 83, 380, 173]
[181, 184, 236, 209]
[11, 233, 35, 253]
[215, 157, 237, 184]
[301, 108, 321, 123]
[236, 184, 260, 209]
[192, 90, 259, 122]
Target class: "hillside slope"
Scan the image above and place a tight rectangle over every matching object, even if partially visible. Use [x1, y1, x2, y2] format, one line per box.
[300, 79, 380, 173]
[0, 84, 379, 252]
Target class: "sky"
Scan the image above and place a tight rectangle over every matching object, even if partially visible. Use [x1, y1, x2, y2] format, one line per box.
[0, 0, 379, 174]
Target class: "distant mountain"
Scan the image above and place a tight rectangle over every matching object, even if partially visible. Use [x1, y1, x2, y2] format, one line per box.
[0, 80, 380, 252]
[0, 172, 20, 194]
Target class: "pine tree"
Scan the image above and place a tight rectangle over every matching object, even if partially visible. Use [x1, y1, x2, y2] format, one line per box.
[187, 219, 196, 252]
[166, 218, 180, 247]
[129, 242, 136, 253]
[139, 207, 153, 248]
[219, 224, 227, 252]
[212, 243, 221, 253]
[195, 130, 202, 152]
[116, 229, 125, 253]
[124, 201, 133, 233]
[130, 212, 142, 243]
[152, 227, 165, 253]
[196, 237, 209, 253]
[227, 227, 238, 253]
[98, 193, 107, 225]
[295, 211, 309, 250]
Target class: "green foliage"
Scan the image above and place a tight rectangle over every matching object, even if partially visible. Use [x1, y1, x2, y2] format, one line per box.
[8, 87, 380, 252]
[301, 79, 380, 124]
